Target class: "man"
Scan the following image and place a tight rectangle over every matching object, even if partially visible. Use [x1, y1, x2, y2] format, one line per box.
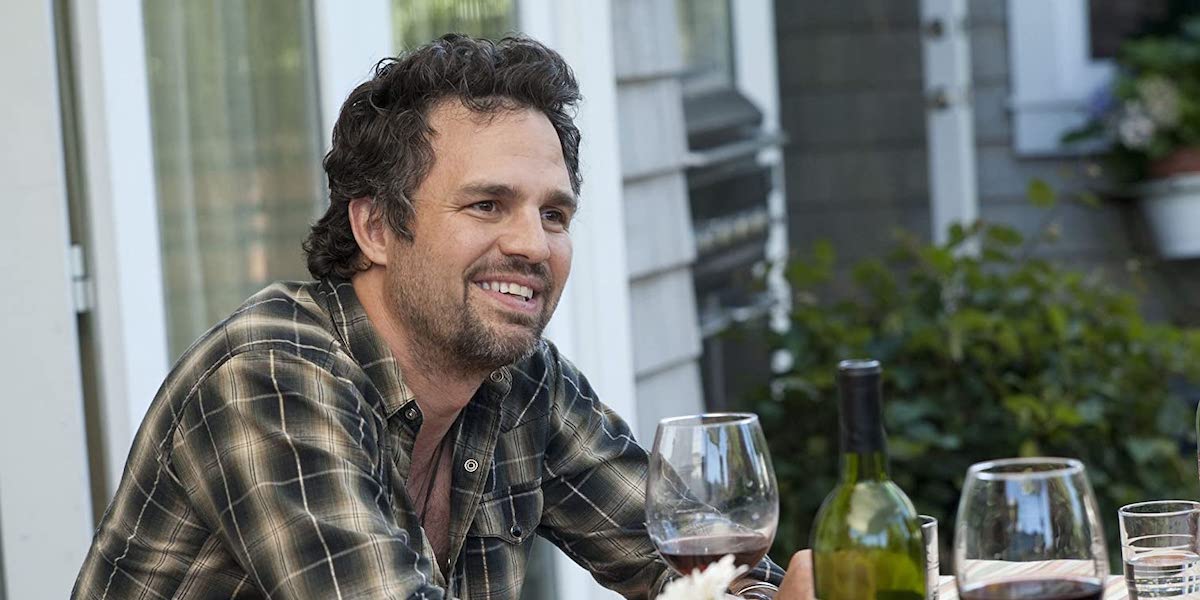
[73, 34, 807, 599]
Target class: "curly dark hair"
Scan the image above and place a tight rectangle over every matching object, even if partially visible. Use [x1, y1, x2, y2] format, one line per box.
[303, 33, 583, 279]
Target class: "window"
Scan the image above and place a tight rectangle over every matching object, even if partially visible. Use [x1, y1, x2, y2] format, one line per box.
[143, 0, 325, 357]
[1008, 0, 1179, 155]
[1008, 0, 1165, 156]
[1087, 0, 1168, 58]
[675, 0, 785, 411]
[675, 0, 735, 95]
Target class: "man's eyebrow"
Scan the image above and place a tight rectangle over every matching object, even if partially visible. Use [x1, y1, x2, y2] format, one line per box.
[458, 182, 578, 211]
[458, 182, 519, 200]
[545, 189, 579, 212]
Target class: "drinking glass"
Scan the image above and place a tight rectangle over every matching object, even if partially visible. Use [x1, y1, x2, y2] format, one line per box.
[954, 458, 1108, 600]
[921, 515, 940, 600]
[1119, 500, 1200, 598]
[646, 413, 779, 578]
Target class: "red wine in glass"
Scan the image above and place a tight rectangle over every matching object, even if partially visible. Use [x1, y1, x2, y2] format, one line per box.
[646, 414, 779, 577]
[958, 577, 1104, 600]
[655, 531, 772, 574]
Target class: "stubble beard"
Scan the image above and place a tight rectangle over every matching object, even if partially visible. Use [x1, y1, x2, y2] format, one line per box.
[386, 260, 556, 377]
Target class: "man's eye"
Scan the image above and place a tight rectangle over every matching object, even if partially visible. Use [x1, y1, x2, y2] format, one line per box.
[472, 201, 497, 212]
[543, 209, 570, 227]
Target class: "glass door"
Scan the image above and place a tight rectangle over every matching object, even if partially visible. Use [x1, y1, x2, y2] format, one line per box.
[142, 0, 326, 357]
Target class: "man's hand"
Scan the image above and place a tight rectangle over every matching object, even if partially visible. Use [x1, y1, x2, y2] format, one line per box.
[775, 550, 814, 600]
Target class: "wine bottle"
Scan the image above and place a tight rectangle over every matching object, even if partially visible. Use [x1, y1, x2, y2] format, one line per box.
[810, 359, 926, 600]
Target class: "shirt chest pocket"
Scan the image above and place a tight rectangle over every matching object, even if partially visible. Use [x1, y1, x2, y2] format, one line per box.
[467, 478, 543, 546]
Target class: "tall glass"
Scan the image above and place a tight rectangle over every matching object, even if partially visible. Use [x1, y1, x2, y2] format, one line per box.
[646, 413, 779, 576]
[1119, 500, 1200, 598]
[954, 458, 1108, 599]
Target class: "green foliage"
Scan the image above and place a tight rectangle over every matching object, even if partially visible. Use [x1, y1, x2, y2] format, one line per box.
[1064, 15, 1200, 181]
[744, 191, 1200, 569]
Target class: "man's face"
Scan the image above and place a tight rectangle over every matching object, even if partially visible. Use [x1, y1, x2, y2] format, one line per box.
[384, 100, 575, 374]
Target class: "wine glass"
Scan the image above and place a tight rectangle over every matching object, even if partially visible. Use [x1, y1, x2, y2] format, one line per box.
[954, 458, 1108, 600]
[646, 413, 778, 577]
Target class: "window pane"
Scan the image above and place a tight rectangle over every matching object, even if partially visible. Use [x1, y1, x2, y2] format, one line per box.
[394, 0, 517, 50]
[1088, 0, 1168, 58]
[143, 0, 325, 358]
[676, 0, 735, 95]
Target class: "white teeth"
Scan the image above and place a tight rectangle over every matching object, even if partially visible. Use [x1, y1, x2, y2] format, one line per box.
[479, 281, 534, 301]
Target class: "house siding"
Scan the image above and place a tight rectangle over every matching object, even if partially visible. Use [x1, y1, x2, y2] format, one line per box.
[774, 0, 1199, 324]
[775, 0, 931, 269]
[968, 0, 1199, 323]
[611, 0, 705, 444]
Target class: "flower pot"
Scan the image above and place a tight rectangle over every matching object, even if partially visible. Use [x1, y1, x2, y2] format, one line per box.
[1149, 147, 1200, 179]
[1138, 172, 1200, 259]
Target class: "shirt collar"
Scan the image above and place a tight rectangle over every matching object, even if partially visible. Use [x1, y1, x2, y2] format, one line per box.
[319, 278, 415, 417]
[319, 278, 518, 418]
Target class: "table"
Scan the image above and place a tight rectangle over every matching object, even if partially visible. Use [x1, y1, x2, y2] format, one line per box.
[935, 575, 1127, 599]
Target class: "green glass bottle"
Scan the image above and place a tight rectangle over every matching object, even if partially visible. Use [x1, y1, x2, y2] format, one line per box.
[811, 359, 926, 600]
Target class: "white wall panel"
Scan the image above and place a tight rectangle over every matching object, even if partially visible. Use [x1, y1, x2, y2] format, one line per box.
[629, 269, 703, 376]
[0, 0, 94, 596]
[623, 173, 695, 279]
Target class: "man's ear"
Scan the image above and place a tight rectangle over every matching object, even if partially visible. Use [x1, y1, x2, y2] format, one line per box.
[348, 198, 389, 266]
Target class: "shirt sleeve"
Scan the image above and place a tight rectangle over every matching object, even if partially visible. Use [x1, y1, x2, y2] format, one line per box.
[170, 349, 447, 599]
[536, 350, 786, 599]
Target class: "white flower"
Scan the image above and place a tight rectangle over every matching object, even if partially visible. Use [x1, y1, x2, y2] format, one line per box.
[1137, 75, 1182, 127]
[1117, 101, 1157, 149]
[656, 555, 749, 600]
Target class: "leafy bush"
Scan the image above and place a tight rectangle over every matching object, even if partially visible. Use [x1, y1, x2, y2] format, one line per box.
[743, 185, 1200, 568]
[1064, 16, 1200, 181]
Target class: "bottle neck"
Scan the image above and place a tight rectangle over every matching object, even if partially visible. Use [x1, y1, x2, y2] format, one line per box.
[837, 364, 889, 482]
[839, 450, 890, 482]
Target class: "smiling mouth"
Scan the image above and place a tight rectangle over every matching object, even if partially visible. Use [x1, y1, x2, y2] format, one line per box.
[475, 280, 535, 303]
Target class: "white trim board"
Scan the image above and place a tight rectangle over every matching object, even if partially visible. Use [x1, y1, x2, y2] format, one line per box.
[71, 0, 170, 496]
[730, 0, 791, 332]
[1007, 0, 1113, 156]
[923, 0, 979, 242]
[0, 0, 94, 595]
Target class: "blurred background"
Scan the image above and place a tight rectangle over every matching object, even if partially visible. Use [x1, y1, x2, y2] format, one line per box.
[4, 0, 1200, 597]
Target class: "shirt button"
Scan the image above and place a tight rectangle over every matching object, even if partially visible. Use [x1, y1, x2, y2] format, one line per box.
[489, 370, 505, 383]
[463, 458, 479, 473]
[404, 407, 419, 420]
[510, 525, 523, 539]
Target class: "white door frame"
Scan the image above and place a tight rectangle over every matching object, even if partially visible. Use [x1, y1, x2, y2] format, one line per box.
[71, 0, 170, 496]
[0, 0, 94, 596]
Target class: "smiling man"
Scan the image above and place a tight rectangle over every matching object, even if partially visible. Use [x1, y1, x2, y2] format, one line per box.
[72, 35, 791, 599]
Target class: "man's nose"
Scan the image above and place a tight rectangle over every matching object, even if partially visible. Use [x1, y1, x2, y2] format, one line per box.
[497, 208, 551, 263]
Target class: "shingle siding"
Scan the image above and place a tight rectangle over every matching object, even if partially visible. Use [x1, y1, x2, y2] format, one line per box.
[611, 0, 704, 428]
[776, 0, 929, 273]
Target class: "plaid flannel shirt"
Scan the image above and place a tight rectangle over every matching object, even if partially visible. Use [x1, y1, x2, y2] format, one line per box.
[72, 279, 784, 599]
